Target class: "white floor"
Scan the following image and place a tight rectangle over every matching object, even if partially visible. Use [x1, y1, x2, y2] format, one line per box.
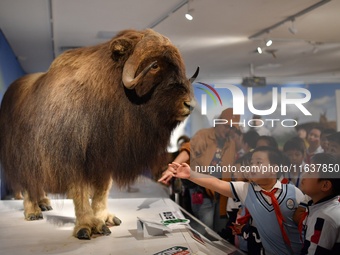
[0, 176, 242, 255]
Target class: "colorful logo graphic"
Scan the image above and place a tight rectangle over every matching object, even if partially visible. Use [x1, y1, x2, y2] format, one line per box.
[196, 82, 223, 106]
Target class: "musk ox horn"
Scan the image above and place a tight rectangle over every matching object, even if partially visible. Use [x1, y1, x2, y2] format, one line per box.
[122, 61, 158, 89]
[189, 66, 200, 83]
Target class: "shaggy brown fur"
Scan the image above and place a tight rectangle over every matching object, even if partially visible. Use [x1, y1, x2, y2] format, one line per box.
[0, 29, 195, 239]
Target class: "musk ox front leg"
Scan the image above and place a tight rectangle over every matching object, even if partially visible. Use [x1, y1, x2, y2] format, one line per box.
[91, 178, 122, 227]
[38, 193, 53, 212]
[69, 184, 111, 240]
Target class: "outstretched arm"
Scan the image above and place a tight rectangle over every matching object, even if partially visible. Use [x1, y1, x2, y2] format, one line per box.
[158, 150, 190, 184]
[158, 162, 233, 198]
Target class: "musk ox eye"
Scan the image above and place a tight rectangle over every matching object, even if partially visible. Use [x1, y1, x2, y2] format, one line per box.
[151, 63, 159, 69]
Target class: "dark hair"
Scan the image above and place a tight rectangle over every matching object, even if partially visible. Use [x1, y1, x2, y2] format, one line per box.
[283, 137, 306, 154]
[308, 126, 323, 135]
[327, 132, 340, 145]
[252, 146, 282, 165]
[235, 152, 252, 166]
[252, 114, 261, 120]
[296, 126, 307, 131]
[243, 130, 260, 149]
[256, 135, 278, 149]
[311, 153, 340, 195]
[321, 128, 336, 137]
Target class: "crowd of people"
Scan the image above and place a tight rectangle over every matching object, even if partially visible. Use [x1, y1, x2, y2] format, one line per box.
[159, 108, 340, 255]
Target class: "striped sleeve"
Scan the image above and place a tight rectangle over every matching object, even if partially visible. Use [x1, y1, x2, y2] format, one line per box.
[229, 181, 249, 204]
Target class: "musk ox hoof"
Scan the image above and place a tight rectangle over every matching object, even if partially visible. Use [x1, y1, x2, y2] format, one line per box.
[75, 223, 112, 240]
[92, 224, 112, 236]
[104, 214, 122, 226]
[77, 228, 91, 240]
[25, 213, 43, 221]
[39, 204, 53, 211]
[113, 216, 122, 225]
[38, 197, 52, 211]
[101, 225, 111, 236]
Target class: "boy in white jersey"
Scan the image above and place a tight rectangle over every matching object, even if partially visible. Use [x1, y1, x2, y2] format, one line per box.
[159, 146, 304, 255]
[299, 153, 340, 255]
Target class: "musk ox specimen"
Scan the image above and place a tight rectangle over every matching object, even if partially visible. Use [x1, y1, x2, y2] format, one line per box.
[0, 29, 198, 239]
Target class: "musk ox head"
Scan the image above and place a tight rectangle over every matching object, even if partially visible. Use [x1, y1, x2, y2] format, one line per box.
[109, 29, 198, 122]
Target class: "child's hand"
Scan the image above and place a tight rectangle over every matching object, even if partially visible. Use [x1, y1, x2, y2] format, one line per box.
[168, 162, 191, 179]
[158, 164, 177, 184]
[158, 162, 191, 184]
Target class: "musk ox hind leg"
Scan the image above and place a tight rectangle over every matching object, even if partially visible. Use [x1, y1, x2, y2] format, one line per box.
[14, 190, 23, 200]
[91, 178, 122, 227]
[69, 184, 111, 240]
[23, 189, 52, 220]
[23, 190, 45, 221]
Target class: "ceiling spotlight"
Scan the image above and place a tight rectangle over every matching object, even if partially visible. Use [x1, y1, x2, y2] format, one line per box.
[288, 19, 298, 35]
[185, 12, 193, 20]
[257, 47, 263, 54]
[185, 0, 194, 21]
[266, 39, 273, 47]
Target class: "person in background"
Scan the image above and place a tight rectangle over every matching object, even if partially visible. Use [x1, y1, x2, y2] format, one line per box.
[230, 126, 244, 160]
[256, 135, 278, 149]
[305, 126, 324, 164]
[242, 130, 260, 154]
[160, 108, 239, 233]
[296, 126, 309, 149]
[320, 128, 336, 152]
[282, 137, 306, 188]
[299, 153, 340, 255]
[326, 131, 340, 155]
[160, 146, 304, 255]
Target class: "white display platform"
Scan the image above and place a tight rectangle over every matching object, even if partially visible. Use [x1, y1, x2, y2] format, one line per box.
[0, 176, 244, 255]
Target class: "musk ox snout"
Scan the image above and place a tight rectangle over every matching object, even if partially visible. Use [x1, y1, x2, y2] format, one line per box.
[184, 99, 195, 113]
[177, 66, 199, 120]
[177, 98, 195, 121]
